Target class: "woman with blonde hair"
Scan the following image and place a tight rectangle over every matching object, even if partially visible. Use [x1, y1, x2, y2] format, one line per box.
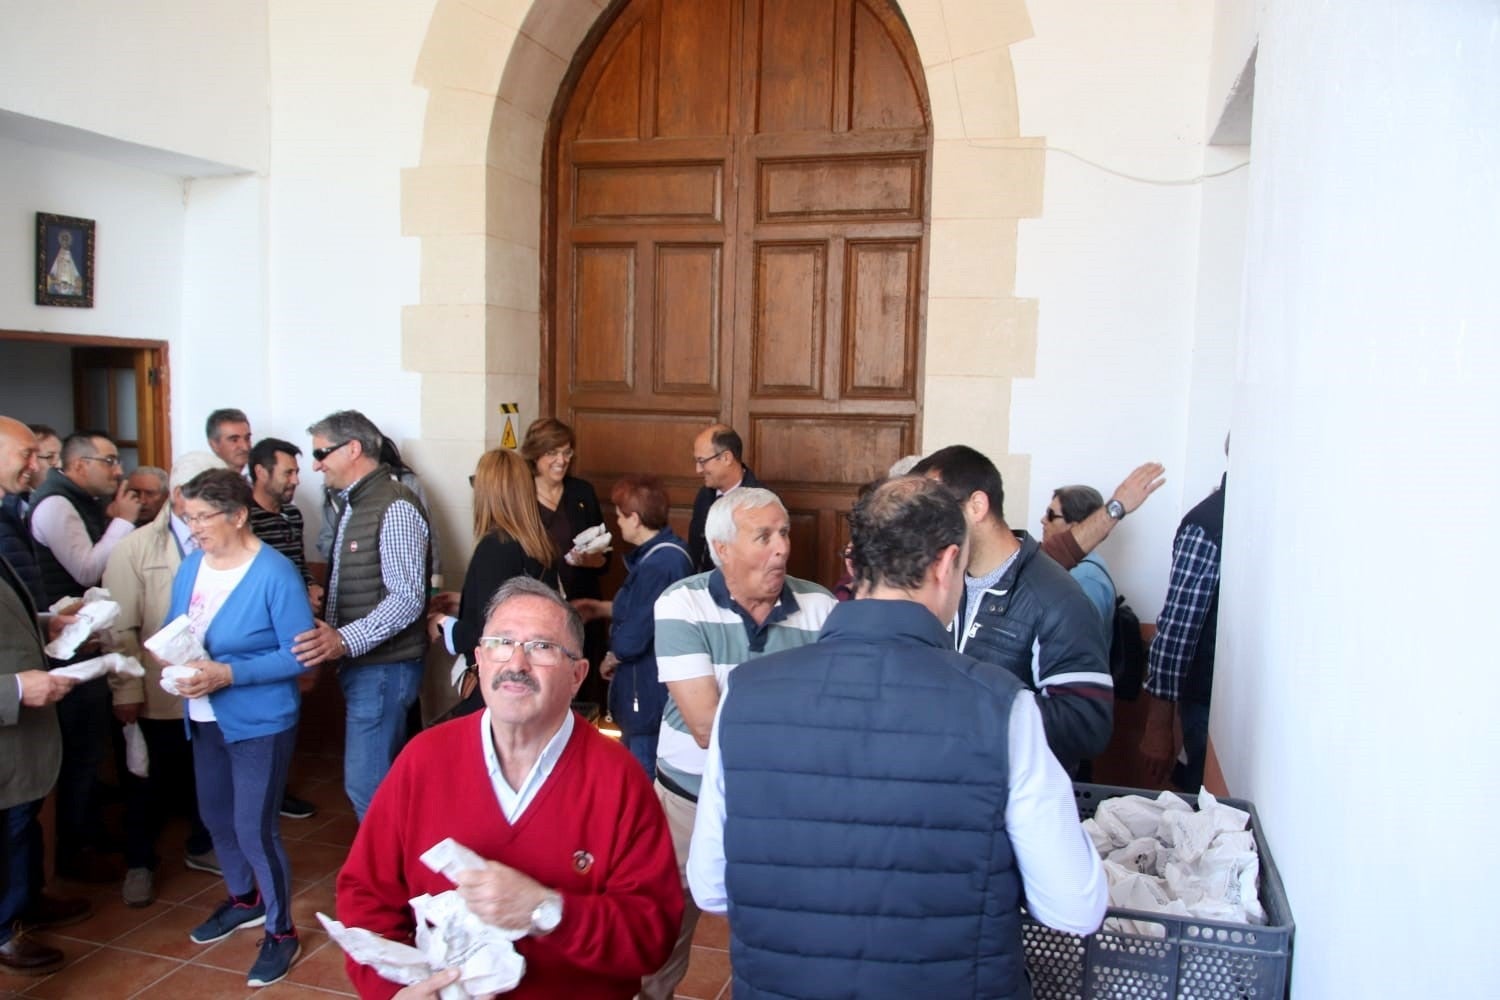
[429, 448, 558, 714]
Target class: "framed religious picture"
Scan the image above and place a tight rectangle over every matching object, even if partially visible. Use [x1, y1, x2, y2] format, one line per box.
[35, 212, 95, 308]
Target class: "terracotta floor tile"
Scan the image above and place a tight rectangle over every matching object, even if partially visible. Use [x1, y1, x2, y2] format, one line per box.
[23, 945, 179, 999]
[135, 961, 253, 999]
[288, 880, 339, 933]
[283, 938, 354, 993]
[45, 892, 148, 945]
[675, 945, 733, 1000]
[257, 982, 356, 998]
[113, 903, 225, 962]
[282, 840, 348, 882]
[693, 913, 730, 949]
[194, 928, 327, 978]
[153, 862, 226, 903]
[302, 813, 359, 848]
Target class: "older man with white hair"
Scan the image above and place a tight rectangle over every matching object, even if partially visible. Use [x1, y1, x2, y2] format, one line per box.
[641, 487, 836, 1000]
[103, 451, 228, 907]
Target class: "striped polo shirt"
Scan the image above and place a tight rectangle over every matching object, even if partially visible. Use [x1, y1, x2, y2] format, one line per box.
[248, 499, 312, 584]
[653, 570, 834, 796]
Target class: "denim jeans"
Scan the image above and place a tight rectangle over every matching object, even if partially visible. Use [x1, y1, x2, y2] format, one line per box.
[0, 799, 43, 944]
[192, 721, 298, 935]
[623, 731, 659, 781]
[338, 659, 423, 821]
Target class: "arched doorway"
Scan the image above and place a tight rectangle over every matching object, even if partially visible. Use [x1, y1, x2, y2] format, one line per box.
[548, 0, 932, 586]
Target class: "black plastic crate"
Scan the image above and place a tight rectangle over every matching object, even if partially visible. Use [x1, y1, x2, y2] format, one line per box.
[1022, 782, 1294, 1000]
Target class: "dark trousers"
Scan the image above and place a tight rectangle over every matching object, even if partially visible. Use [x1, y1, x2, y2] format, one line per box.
[1174, 699, 1211, 792]
[54, 675, 111, 860]
[124, 718, 213, 870]
[0, 799, 43, 945]
[191, 721, 297, 935]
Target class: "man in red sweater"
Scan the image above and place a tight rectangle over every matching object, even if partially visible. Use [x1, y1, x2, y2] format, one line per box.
[336, 577, 683, 999]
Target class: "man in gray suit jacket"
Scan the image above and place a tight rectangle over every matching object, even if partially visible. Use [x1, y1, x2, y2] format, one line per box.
[0, 415, 87, 976]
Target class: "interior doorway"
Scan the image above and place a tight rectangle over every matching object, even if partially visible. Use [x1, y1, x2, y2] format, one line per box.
[0, 330, 172, 470]
[548, 0, 933, 588]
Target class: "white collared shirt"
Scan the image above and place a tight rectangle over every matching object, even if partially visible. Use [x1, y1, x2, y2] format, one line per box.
[478, 708, 575, 823]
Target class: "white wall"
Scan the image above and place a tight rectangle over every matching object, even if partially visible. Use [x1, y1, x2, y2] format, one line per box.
[1009, 0, 1217, 616]
[264, 0, 435, 541]
[0, 133, 186, 357]
[0, 0, 269, 172]
[1220, 1, 1500, 994]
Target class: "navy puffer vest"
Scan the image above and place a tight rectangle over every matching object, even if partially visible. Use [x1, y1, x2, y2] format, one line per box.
[719, 599, 1030, 999]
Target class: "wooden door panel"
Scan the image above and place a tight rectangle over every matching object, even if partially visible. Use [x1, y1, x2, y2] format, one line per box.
[758, 155, 923, 222]
[574, 163, 724, 225]
[749, 415, 912, 488]
[850, 0, 926, 131]
[571, 246, 635, 390]
[751, 243, 826, 397]
[653, 244, 722, 394]
[754, 0, 838, 134]
[657, 0, 735, 137]
[554, 0, 929, 595]
[843, 239, 919, 397]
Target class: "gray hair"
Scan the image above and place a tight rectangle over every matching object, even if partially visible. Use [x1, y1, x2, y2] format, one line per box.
[1052, 484, 1104, 525]
[887, 454, 923, 477]
[169, 451, 229, 491]
[129, 466, 168, 489]
[306, 410, 383, 462]
[483, 576, 584, 656]
[704, 487, 787, 569]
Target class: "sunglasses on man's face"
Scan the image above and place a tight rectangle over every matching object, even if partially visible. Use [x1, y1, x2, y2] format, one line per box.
[312, 440, 352, 462]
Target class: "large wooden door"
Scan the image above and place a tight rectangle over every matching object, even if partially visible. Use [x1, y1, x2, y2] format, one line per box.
[550, 0, 930, 588]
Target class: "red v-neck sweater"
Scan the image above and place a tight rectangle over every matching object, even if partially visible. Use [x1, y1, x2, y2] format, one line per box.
[336, 711, 683, 999]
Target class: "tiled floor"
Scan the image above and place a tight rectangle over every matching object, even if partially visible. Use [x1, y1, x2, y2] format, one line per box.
[1, 678, 732, 999]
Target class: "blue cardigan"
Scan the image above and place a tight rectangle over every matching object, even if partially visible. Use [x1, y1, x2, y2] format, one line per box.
[168, 544, 314, 742]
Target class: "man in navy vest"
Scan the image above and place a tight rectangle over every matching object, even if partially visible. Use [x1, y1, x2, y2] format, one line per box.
[689, 476, 1106, 998]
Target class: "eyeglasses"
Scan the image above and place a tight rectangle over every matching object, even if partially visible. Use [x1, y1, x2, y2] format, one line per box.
[1043, 509, 1065, 523]
[543, 448, 574, 461]
[693, 450, 727, 468]
[312, 440, 352, 462]
[80, 454, 121, 467]
[183, 510, 228, 528]
[476, 636, 579, 667]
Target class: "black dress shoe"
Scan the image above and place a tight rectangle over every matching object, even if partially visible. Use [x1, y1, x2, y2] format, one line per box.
[279, 793, 316, 820]
[0, 930, 65, 976]
[20, 893, 92, 930]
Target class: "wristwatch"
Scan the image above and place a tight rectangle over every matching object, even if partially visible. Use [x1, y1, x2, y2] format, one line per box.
[1105, 499, 1127, 521]
[529, 892, 563, 936]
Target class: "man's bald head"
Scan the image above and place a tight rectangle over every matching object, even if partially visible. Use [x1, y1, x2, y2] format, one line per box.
[0, 416, 42, 496]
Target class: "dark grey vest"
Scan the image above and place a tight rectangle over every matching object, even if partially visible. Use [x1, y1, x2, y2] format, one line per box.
[330, 465, 431, 666]
[28, 468, 110, 603]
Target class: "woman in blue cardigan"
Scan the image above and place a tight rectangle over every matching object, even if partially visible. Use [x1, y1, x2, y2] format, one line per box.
[168, 469, 312, 989]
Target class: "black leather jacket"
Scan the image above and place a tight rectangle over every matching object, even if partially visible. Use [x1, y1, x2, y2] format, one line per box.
[954, 530, 1113, 773]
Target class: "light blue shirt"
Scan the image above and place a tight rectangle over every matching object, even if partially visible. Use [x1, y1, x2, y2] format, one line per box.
[479, 707, 575, 823]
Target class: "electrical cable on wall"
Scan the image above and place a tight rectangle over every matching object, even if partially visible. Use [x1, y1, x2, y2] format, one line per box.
[963, 137, 1250, 187]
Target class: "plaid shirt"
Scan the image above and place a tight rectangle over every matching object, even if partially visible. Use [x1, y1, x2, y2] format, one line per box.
[1145, 523, 1220, 702]
[326, 498, 430, 659]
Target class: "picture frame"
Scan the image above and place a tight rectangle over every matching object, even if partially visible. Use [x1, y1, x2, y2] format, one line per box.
[35, 212, 95, 308]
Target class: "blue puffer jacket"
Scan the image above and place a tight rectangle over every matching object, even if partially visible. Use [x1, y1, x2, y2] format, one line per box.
[719, 599, 1030, 999]
[0, 493, 47, 608]
[607, 527, 692, 736]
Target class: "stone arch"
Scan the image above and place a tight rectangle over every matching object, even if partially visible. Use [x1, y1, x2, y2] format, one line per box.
[404, 0, 1040, 575]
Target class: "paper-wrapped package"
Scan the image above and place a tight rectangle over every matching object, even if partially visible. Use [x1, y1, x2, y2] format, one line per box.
[45, 587, 122, 659]
[565, 523, 612, 565]
[51, 652, 145, 683]
[145, 615, 208, 668]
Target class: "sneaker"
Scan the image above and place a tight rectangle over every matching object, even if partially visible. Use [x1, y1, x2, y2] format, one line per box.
[122, 867, 155, 908]
[189, 893, 267, 944]
[279, 794, 316, 820]
[185, 849, 222, 876]
[247, 931, 300, 988]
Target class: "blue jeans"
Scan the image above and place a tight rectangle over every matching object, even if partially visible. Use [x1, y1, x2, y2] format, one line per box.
[1174, 699, 1211, 792]
[339, 659, 423, 821]
[0, 799, 43, 944]
[192, 721, 298, 935]
[623, 731, 658, 781]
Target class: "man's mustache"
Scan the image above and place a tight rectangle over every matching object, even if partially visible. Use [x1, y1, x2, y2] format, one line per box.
[491, 669, 540, 693]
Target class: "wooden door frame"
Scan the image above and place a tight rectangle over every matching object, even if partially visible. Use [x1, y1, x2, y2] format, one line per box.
[0, 329, 173, 466]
